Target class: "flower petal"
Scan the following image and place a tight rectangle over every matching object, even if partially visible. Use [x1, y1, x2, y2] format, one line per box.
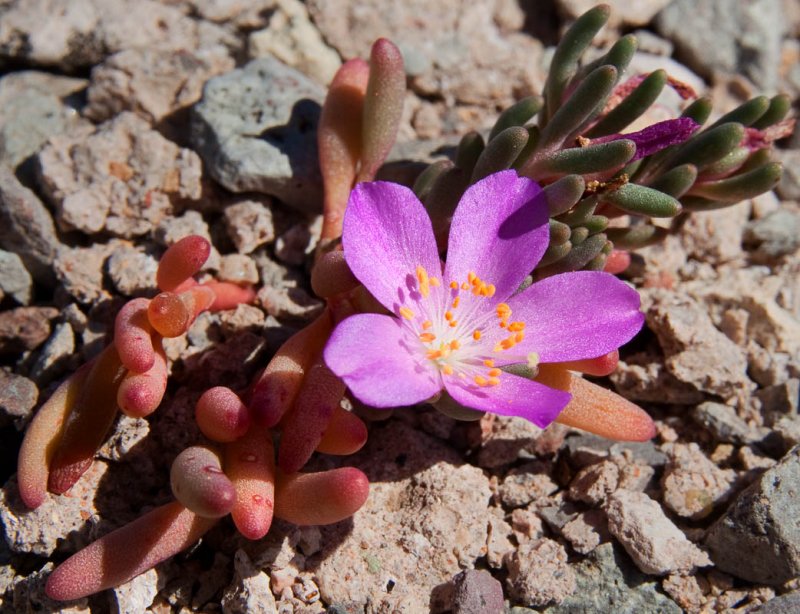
[444, 170, 549, 301]
[343, 182, 442, 313]
[506, 271, 643, 363]
[445, 373, 570, 428]
[324, 313, 441, 408]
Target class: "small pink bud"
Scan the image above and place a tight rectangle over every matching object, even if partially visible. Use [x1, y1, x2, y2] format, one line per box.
[156, 235, 211, 292]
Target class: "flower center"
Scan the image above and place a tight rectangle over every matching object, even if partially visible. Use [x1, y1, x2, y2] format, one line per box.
[396, 265, 528, 387]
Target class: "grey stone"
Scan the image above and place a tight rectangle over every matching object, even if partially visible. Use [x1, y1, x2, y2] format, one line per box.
[0, 370, 37, 426]
[557, 0, 672, 27]
[0, 250, 32, 305]
[223, 199, 275, 254]
[655, 0, 783, 90]
[38, 112, 204, 238]
[744, 208, 800, 259]
[505, 538, 576, 607]
[106, 243, 159, 297]
[692, 401, 763, 444]
[0, 306, 59, 354]
[30, 322, 75, 383]
[705, 445, 800, 585]
[452, 569, 504, 614]
[540, 543, 682, 614]
[0, 0, 236, 70]
[109, 568, 159, 614]
[0, 71, 89, 171]
[221, 550, 277, 613]
[776, 149, 800, 201]
[53, 244, 111, 305]
[0, 166, 60, 285]
[750, 591, 800, 614]
[756, 379, 800, 426]
[86, 46, 235, 123]
[191, 57, 325, 213]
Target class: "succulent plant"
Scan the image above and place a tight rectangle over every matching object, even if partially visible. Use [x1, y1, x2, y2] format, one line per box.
[18, 4, 793, 602]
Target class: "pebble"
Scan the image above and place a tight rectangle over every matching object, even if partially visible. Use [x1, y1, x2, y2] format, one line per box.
[568, 460, 620, 506]
[705, 445, 800, 585]
[191, 57, 325, 213]
[0, 370, 38, 426]
[744, 207, 800, 260]
[777, 150, 800, 201]
[605, 489, 712, 575]
[86, 46, 235, 123]
[661, 443, 736, 520]
[755, 379, 800, 426]
[504, 538, 576, 607]
[223, 199, 276, 254]
[556, 0, 672, 27]
[691, 401, 763, 444]
[497, 462, 559, 508]
[30, 321, 76, 383]
[562, 509, 610, 555]
[655, 0, 783, 90]
[38, 112, 203, 237]
[0, 306, 59, 354]
[0, 166, 60, 285]
[53, 244, 111, 305]
[750, 591, 800, 614]
[110, 568, 159, 614]
[106, 243, 159, 296]
[220, 549, 277, 613]
[256, 257, 322, 321]
[540, 543, 681, 614]
[0, 250, 33, 305]
[451, 569, 504, 614]
[217, 253, 259, 285]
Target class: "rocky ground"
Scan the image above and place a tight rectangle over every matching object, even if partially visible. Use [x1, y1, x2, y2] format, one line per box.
[0, 0, 799, 612]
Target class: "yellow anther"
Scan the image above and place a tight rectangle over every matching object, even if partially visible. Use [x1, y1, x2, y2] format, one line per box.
[419, 284, 430, 298]
[499, 321, 507, 328]
[486, 284, 496, 297]
[419, 332, 436, 342]
[472, 330, 482, 341]
[508, 321, 525, 332]
[449, 320, 458, 328]
[461, 282, 469, 290]
[399, 306, 414, 320]
[483, 359, 495, 367]
[416, 265, 429, 285]
[440, 344, 451, 358]
[430, 277, 440, 287]
[445, 311, 454, 321]
[496, 303, 511, 318]
[452, 296, 460, 308]
[450, 281, 459, 289]
[427, 349, 442, 360]
[442, 365, 454, 375]
[488, 368, 501, 377]
[502, 338, 516, 349]
[450, 340, 461, 350]
[488, 377, 500, 386]
[515, 332, 525, 343]
[467, 271, 477, 283]
[422, 320, 433, 330]
[474, 375, 488, 386]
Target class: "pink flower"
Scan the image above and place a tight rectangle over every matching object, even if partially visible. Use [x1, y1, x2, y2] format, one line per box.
[589, 118, 700, 161]
[324, 171, 644, 427]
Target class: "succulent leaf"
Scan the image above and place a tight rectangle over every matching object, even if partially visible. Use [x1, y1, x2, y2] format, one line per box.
[471, 126, 529, 182]
[602, 183, 681, 217]
[489, 96, 543, 141]
[587, 70, 668, 137]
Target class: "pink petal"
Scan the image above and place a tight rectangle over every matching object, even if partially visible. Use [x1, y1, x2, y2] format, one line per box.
[445, 373, 570, 428]
[343, 182, 442, 313]
[444, 171, 549, 301]
[506, 271, 644, 363]
[324, 313, 441, 408]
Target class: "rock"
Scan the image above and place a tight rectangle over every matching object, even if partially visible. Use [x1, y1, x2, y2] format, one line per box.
[0, 306, 59, 354]
[777, 149, 800, 200]
[248, 0, 341, 85]
[181, 0, 275, 28]
[53, 244, 111, 305]
[11, 562, 90, 613]
[0, 166, 60, 285]
[255, 257, 322, 321]
[605, 489, 712, 575]
[680, 202, 750, 265]
[497, 462, 559, 508]
[307, 0, 545, 113]
[311, 421, 492, 612]
[744, 207, 800, 259]
[86, 46, 235, 123]
[223, 199, 275, 254]
[661, 573, 709, 613]
[661, 443, 736, 520]
[0, 370, 37, 426]
[750, 591, 800, 614]
[611, 354, 705, 405]
[755, 379, 799, 426]
[30, 321, 76, 383]
[691, 401, 763, 444]
[106, 243, 159, 296]
[655, 0, 783, 90]
[451, 569, 504, 614]
[110, 568, 159, 614]
[704, 445, 800, 585]
[561, 509, 610, 555]
[155, 210, 219, 271]
[556, 0, 672, 27]
[274, 220, 318, 267]
[568, 460, 620, 506]
[485, 509, 514, 568]
[218, 254, 259, 285]
[0, 71, 89, 172]
[1, 461, 109, 556]
[191, 57, 325, 213]
[504, 538, 576, 607]
[97, 415, 150, 462]
[476, 415, 546, 468]
[38, 112, 203, 237]
[0, 250, 32, 305]
[645, 290, 753, 403]
[0, 0, 236, 70]
[541, 543, 681, 614]
[220, 549, 277, 614]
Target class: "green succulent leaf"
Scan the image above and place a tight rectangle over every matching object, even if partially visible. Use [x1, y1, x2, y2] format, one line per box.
[471, 126, 529, 182]
[489, 96, 543, 141]
[542, 174, 586, 216]
[585, 251, 609, 270]
[752, 94, 792, 129]
[537, 240, 573, 268]
[689, 162, 782, 203]
[606, 224, 669, 248]
[570, 226, 590, 245]
[646, 163, 698, 198]
[708, 96, 770, 129]
[681, 97, 713, 125]
[511, 126, 541, 171]
[549, 219, 572, 244]
[584, 214, 609, 234]
[670, 122, 745, 169]
[455, 132, 485, 173]
[532, 139, 636, 176]
[542, 4, 611, 122]
[559, 196, 597, 227]
[587, 70, 667, 137]
[701, 147, 750, 178]
[577, 34, 637, 84]
[413, 159, 453, 201]
[602, 183, 681, 217]
[537, 233, 607, 275]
